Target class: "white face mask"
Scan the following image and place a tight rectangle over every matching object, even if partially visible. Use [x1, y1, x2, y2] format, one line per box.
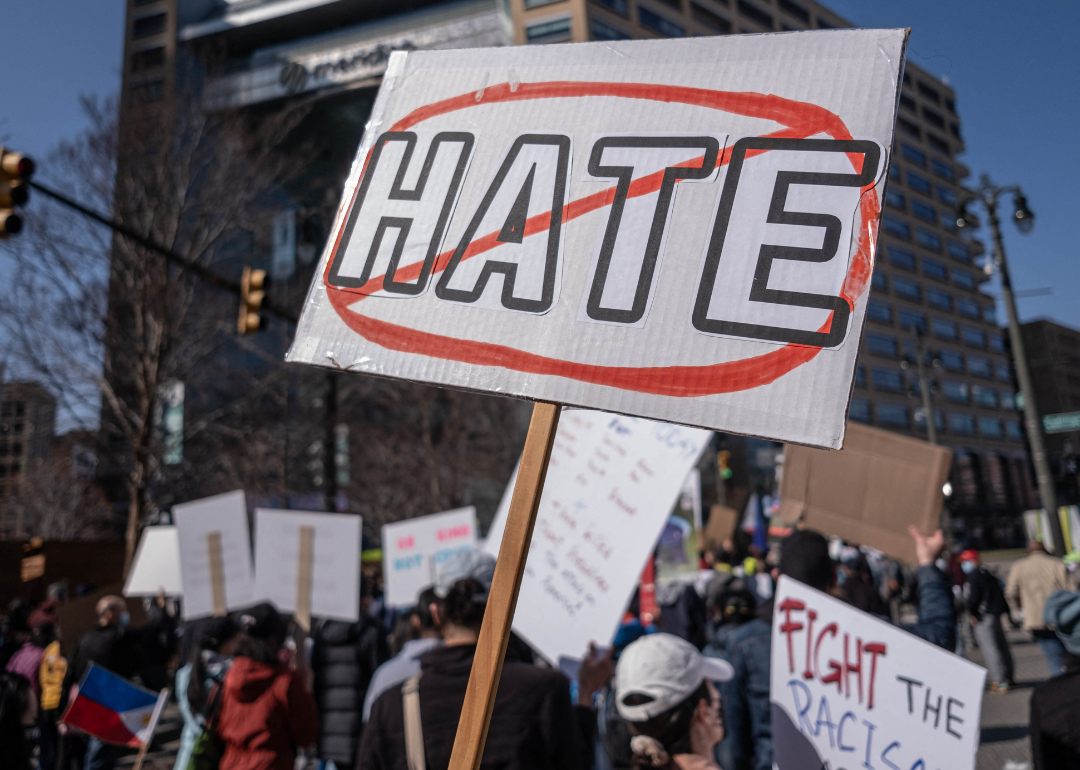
[961, 561, 977, 575]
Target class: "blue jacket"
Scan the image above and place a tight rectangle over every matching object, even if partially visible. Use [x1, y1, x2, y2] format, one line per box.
[713, 565, 956, 770]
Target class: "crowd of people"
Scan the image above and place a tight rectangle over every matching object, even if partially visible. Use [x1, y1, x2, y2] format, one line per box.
[2, 526, 1080, 770]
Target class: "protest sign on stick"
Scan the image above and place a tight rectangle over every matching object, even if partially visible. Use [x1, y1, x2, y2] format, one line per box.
[771, 576, 985, 770]
[286, 29, 908, 770]
[174, 490, 254, 619]
[382, 506, 478, 608]
[253, 509, 362, 624]
[124, 526, 182, 597]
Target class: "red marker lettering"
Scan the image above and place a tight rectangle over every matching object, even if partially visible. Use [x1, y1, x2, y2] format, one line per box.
[777, 598, 806, 674]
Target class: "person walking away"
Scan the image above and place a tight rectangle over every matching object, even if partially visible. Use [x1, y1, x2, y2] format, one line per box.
[362, 587, 441, 723]
[959, 550, 1015, 693]
[0, 671, 37, 770]
[38, 624, 67, 770]
[1005, 540, 1070, 675]
[358, 549, 612, 770]
[216, 604, 318, 770]
[614, 633, 733, 769]
[1029, 589, 1080, 768]
[174, 616, 239, 770]
[311, 578, 388, 770]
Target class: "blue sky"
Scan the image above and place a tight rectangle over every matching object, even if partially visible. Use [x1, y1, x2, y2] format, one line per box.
[4, 0, 1078, 329]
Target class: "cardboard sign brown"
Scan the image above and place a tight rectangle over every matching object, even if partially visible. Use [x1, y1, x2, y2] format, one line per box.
[702, 505, 740, 552]
[779, 422, 952, 564]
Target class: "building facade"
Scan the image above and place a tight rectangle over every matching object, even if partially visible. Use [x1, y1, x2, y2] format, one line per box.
[112, 0, 1033, 541]
[0, 381, 57, 535]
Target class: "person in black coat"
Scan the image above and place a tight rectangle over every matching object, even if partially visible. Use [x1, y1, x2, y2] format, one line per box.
[960, 550, 1014, 693]
[1030, 590, 1080, 768]
[312, 598, 389, 770]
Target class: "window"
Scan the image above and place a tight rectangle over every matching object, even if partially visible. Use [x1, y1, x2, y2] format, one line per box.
[943, 381, 969, 403]
[132, 12, 167, 38]
[927, 134, 951, 155]
[899, 94, 916, 113]
[889, 246, 916, 270]
[897, 117, 921, 139]
[873, 367, 905, 392]
[877, 403, 910, 427]
[962, 326, 986, 348]
[889, 163, 902, 182]
[906, 172, 931, 195]
[915, 228, 942, 251]
[918, 81, 941, 103]
[1000, 390, 1017, 410]
[937, 186, 957, 207]
[737, 1, 773, 27]
[130, 46, 165, 73]
[972, 385, 997, 408]
[892, 276, 921, 302]
[968, 356, 992, 378]
[924, 285, 950, 308]
[956, 297, 981, 319]
[898, 309, 926, 332]
[922, 258, 948, 282]
[778, 0, 809, 21]
[849, 399, 872, 424]
[911, 200, 937, 223]
[866, 333, 898, 357]
[593, 0, 629, 12]
[1006, 421, 1023, 440]
[654, 0, 682, 9]
[979, 417, 1003, 438]
[995, 362, 1011, 382]
[932, 159, 955, 181]
[945, 97, 957, 114]
[882, 214, 911, 239]
[638, 6, 684, 36]
[938, 349, 964, 372]
[12, 424, 23, 435]
[886, 190, 906, 210]
[932, 317, 957, 340]
[983, 305, 997, 324]
[867, 300, 893, 324]
[691, 2, 731, 32]
[128, 79, 164, 104]
[946, 241, 969, 262]
[922, 106, 945, 128]
[989, 333, 1006, 353]
[855, 365, 867, 388]
[953, 270, 976, 290]
[915, 409, 945, 431]
[817, 16, 835, 28]
[872, 269, 888, 292]
[527, 17, 572, 42]
[901, 144, 927, 166]
[948, 413, 976, 435]
[591, 18, 630, 38]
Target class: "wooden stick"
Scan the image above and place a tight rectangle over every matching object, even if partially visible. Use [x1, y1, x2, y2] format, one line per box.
[208, 532, 226, 617]
[447, 401, 561, 770]
[296, 525, 315, 633]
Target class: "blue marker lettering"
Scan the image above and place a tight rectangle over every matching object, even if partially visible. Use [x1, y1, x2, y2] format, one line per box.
[880, 741, 901, 770]
[837, 712, 857, 752]
[861, 719, 877, 769]
[814, 695, 838, 748]
[787, 679, 815, 735]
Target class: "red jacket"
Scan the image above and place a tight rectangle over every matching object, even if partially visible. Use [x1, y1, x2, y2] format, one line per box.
[217, 657, 319, 770]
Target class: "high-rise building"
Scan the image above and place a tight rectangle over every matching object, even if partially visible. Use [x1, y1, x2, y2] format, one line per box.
[0, 381, 57, 535]
[111, 0, 1033, 541]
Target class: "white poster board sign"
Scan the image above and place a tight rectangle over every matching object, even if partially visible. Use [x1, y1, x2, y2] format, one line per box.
[253, 509, 363, 622]
[173, 490, 255, 619]
[382, 506, 477, 607]
[286, 31, 906, 449]
[484, 409, 710, 664]
[771, 576, 985, 770]
[124, 526, 182, 597]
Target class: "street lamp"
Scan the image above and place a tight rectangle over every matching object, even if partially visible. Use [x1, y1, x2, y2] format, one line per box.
[957, 174, 1062, 553]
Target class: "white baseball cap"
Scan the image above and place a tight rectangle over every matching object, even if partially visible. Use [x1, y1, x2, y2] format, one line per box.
[615, 633, 734, 722]
[434, 549, 497, 599]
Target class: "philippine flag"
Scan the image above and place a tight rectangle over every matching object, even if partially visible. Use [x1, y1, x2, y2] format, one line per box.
[62, 664, 169, 746]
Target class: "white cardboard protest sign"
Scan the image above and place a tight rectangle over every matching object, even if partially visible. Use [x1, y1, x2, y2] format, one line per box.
[771, 576, 985, 770]
[253, 509, 363, 622]
[484, 409, 710, 664]
[173, 490, 255, 619]
[124, 526, 183, 597]
[286, 31, 906, 449]
[382, 506, 477, 607]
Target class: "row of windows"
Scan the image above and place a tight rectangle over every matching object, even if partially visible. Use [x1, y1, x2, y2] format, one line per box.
[0, 402, 26, 418]
[888, 163, 959, 210]
[0, 422, 25, 436]
[854, 366, 1016, 409]
[897, 94, 961, 141]
[865, 300, 1004, 349]
[871, 271, 995, 324]
[881, 213, 971, 257]
[864, 332, 1010, 380]
[884, 189, 958, 233]
[0, 465, 21, 478]
[849, 399, 1020, 439]
[895, 115, 956, 158]
[577, 0, 839, 39]
[877, 244, 978, 290]
[0, 443, 24, 457]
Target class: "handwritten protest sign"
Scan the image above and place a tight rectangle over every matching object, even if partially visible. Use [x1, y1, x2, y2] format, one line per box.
[173, 490, 254, 619]
[253, 509, 363, 623]
[484, 410, 710, 664]
[124, 526, 182, 597]
[771, 576, 985, 770]
[382, 506, 477, 607]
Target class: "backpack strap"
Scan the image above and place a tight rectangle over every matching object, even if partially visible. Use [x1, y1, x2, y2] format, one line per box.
[402, 673, 426, 770]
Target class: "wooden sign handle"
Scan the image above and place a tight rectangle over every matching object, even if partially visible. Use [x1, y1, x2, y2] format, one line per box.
[447, 401, 561, 770]
[207, 531, 226, 617]
[296, 525, 315, 632]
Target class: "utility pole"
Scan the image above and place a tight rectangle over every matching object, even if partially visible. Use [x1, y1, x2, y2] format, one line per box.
[905, 329, 938, 445]
[958, 175, 1063, 553]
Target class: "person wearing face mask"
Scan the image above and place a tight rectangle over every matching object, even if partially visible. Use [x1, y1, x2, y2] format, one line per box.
[960, 550, 1015, 694]
[61, 595, 175, 770]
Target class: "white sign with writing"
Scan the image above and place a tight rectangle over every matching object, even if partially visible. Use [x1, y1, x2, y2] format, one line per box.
[770, 576, 985, 770]
[253, 509, 363, 622]
[484, 410, 710, 664]
[382, 506, 478, 607]
[173, 490, 255, 620]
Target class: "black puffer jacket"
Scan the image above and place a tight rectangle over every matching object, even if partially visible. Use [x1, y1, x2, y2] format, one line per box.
[312, 614, 389, 770]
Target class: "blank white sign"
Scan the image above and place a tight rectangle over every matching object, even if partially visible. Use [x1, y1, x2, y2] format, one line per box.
[173, 490, 254, 620]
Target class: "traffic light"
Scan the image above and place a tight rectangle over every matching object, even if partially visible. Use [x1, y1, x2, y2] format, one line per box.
[0, 147, 34, 239]
[237, 266, 268, 334]
[717, 450, 733, 480]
